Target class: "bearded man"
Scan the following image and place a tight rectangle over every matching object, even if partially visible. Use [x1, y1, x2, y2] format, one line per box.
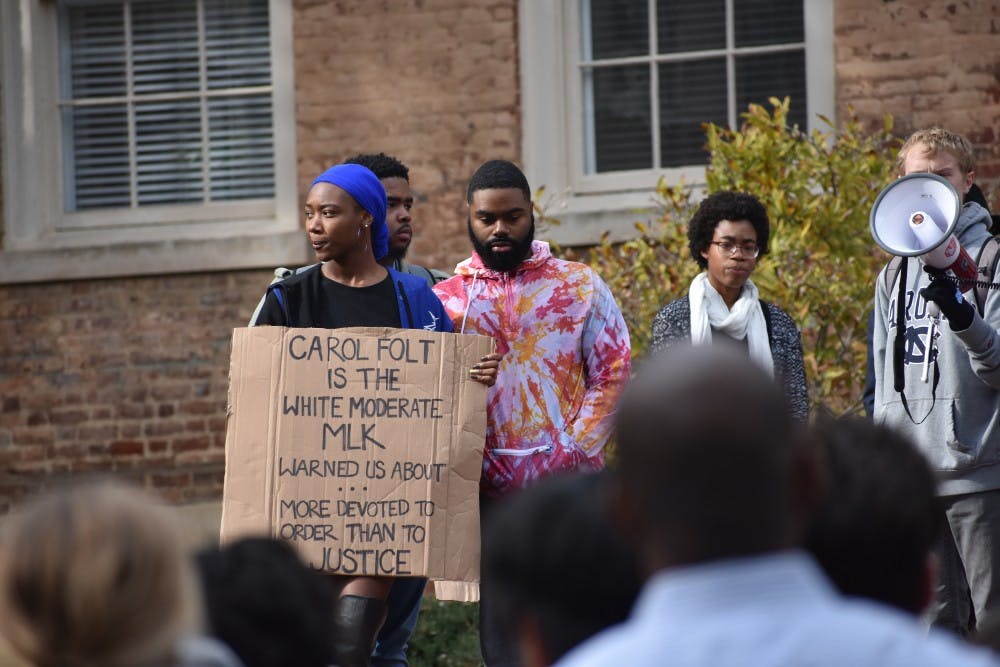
[432, 159, 632, 667]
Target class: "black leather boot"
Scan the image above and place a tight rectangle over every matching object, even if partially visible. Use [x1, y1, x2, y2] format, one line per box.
[331, 594, 388, 667]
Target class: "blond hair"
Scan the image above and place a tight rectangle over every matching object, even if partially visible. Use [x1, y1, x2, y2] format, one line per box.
[896, 127, 975, 175]
[0, 479, 203, 667]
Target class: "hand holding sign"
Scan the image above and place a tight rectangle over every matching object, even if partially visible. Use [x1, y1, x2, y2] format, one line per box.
[469, 352, 503, 387]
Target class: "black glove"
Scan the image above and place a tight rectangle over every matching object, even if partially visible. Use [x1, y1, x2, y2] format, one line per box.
[920, 276, 975, 331]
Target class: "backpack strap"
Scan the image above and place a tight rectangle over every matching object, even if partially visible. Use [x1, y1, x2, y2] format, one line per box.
[397, 279, 416, 328]
[883, 255, 904, 296]
[974, 236, 1000, 317]
[269, 283, 291, 325]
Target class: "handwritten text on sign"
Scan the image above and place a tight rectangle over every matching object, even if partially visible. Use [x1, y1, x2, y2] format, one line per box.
[220, 327, 489, 580]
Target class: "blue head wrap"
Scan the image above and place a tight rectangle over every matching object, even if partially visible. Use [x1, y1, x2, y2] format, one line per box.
[311, 163, 389, 260]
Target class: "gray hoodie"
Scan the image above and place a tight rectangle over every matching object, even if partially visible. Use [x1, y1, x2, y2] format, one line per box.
[873, 202, 1000, 496]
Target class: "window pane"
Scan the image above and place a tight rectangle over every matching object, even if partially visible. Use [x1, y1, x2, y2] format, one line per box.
[131, 1, 200, 95]
[135, 100, 204, 205]
[208, 94, 275, 200]
[67, 4, 127, 98]
[60, 0, 277, 213]
[659, 58, 727, 166]
[656, 0, 725, 54]
[586, 65, 652, 173]
[205, 0, 272, 89]
[735, 50, 807, 129]
[585, 0, 648, 59]
[68, 105, 131, 210]
[734, 0, 803, 47]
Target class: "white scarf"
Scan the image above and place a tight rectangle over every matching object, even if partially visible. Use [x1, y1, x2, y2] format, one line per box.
[689, 272, 774, 377]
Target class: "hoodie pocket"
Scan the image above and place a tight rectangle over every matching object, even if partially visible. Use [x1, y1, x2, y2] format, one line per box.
[945, 398, 1000, 468]
[483, 435, 591, 495]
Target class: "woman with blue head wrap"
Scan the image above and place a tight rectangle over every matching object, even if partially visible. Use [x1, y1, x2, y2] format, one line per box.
[309, 163, 390, 263]
[250, 162, 499, 666]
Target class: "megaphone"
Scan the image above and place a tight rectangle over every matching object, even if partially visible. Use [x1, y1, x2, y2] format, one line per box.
[870, 173, 976, 282]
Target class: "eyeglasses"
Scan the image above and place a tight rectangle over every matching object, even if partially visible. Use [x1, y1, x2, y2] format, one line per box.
[709, 241, 759, 258]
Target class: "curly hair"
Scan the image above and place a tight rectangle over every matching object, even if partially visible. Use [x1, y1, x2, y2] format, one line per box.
[687, 191, 770, 270]
[343, 152, 409, 182]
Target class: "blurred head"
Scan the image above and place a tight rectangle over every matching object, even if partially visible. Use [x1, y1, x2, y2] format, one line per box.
[805, 416, 939, 615]
[344, 153, 413, 261]
[688, 191, 770, 304]
[483, 472, 642, 667]
[466, 160, 535, 272]
[897, 128, 975, 197]
[0, 478, 202, 667]
[614, 343, 807, 570]
[196, 537, 335, 667]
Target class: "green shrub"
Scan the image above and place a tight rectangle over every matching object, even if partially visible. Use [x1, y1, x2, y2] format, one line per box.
[572, 98, 901, 415]
[408, 600, 481, 667]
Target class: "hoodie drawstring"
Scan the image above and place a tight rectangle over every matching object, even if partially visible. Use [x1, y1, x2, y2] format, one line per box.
[460, 270, 480, 335]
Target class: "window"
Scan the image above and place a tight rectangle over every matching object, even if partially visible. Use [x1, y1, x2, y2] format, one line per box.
[520, 0, 834, 245]
[1, 0, 301, 283]
[581, 0, 807, 173]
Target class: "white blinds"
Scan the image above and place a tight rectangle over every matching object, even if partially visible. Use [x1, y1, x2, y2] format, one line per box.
[60, 0, 275, 212]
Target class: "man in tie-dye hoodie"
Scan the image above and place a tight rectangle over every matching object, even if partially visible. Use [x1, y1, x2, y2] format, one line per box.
[433, 159, 631, 667]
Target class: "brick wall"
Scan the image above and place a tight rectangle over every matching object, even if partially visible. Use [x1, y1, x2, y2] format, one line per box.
[292, 0, 521, 272]
[836, 0, 1000, 206]
[0, 272, 273, 510]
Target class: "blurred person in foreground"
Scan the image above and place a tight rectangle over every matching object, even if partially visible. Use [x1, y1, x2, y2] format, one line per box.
[0, 477, 241, 667]
[483, 471, 642, 667]
[196, 537, 335, 667]
[556, 344, 999, 667]
[805, 416, 940, 615]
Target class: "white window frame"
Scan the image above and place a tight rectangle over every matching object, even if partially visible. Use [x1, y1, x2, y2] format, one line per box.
[0, 0, 303, 284]
[520, 0, 835, 246]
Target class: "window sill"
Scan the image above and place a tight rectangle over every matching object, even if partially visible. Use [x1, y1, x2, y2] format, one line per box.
[0, 230, 311, 284]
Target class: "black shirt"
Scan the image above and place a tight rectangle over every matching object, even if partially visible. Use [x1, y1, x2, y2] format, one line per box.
[255, 266, 401, 329]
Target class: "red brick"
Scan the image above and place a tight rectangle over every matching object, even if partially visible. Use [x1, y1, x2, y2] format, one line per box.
[179, 400, 224, 416]
[77, 424, 117, 442]
[143, 421, 184, 437]
[28, 412, 49, 426]
[173, 437, 211, 453]
[50, 409, 87, 425]
[148, 440, 169, 453]
[109, 441, 144, 457]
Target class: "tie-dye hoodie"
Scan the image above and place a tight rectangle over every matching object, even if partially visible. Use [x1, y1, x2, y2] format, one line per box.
[433, 240, 631, 498]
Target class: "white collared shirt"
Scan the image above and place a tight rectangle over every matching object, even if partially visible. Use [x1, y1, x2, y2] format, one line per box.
[557, 551, 1000, 667]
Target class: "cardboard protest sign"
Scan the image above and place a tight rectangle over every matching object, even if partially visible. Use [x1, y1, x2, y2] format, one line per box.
[220, 326, 492, 582]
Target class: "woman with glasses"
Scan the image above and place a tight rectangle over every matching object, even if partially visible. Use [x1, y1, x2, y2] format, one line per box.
[650, 191, 808, 422]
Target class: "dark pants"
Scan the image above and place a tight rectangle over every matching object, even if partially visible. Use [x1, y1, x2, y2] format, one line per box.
[372, 577, 426, 666]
